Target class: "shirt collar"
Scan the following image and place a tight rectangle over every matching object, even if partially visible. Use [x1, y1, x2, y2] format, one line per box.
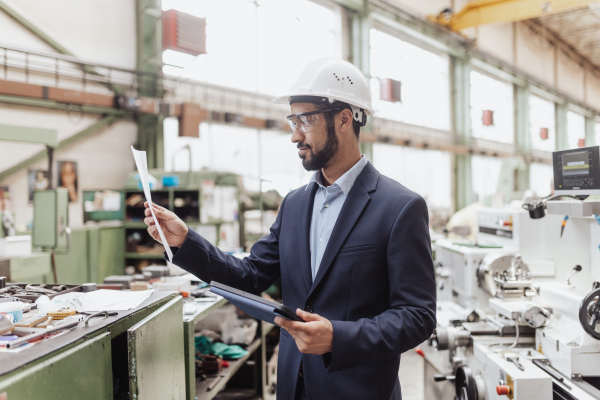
[305, 155, 367, 195]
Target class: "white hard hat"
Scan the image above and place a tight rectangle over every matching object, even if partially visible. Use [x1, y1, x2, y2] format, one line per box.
[272, 58, 375, 125]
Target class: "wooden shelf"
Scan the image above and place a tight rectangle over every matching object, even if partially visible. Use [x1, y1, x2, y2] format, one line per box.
[195, 338, 261, 400]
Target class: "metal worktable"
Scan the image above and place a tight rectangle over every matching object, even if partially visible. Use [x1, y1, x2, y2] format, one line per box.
[0, 291, 184, 400]
[1, 292, 277, 400]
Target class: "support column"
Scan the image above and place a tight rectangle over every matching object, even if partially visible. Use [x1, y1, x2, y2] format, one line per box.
[451, 56, 472, 211]
[349, 9, 374, 147]
[555, 103, 568, 150]
[513, 84, 530, 193]
[514, 84, 530, 153]
[349, 8, 370, 75]
[585, 116, 596, 147]
[136, 0, 164, 169]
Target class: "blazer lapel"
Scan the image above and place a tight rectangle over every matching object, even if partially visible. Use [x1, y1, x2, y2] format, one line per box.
[308, 163, 379, 298]
[298, 182, 318, 293]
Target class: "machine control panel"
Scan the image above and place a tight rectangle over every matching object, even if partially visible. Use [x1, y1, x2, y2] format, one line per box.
[553, 145, 600, 195]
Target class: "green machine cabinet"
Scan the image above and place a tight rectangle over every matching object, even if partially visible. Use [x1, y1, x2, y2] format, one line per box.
[0, 252, 53, 283]
[52, 225, 125, 284]
[53, 228, 89, 284]
[0, 333, 113, 399]
[89, 225, 125, 283]
[128, 296, 186, 400]
[32, 189, 70, 251]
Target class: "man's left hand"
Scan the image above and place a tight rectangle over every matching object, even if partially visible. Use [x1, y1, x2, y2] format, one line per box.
[275, 309, 333, 355]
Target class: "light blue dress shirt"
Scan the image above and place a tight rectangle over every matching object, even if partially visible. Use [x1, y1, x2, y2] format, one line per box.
[306, 155, 368, 281]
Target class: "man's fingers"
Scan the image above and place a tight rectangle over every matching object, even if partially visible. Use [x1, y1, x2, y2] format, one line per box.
[151, 204, 171, 219]
[275, 316, 294, 330]
[147, 226, 162, 244]
[152, 203, 167, 212]
[296, 309, 321, 322]
[275, 317, 308, 333]
[144, 217, 156, 226]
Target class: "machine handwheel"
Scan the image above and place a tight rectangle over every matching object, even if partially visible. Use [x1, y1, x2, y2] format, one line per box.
[580, 288, 600, 340]
[454, 366, 478, 400]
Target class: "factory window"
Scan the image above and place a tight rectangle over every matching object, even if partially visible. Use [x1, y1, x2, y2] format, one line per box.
[529, 95, 556, 152]
[256, 0, 341, 95]
[164, 117, 262, 191]
[471, 155, 503, 204]
[596, 122, 600, 146]
[164, 118, 309, 195]
[259, 131, 313, 195]
[369, 28, 451, 131]
[470, 71, 514, 143]
[161, 0, 341, 94]
[529, 162, 553, 197]
[567, 111, 586, 149]
[372, 144, 452, 209]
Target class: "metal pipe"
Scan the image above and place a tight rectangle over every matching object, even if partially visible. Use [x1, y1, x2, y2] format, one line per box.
[46, 146, 54, 190]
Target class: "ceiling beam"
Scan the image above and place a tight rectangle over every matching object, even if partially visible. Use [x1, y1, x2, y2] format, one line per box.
[0, 0, 75, 57]
[540, 7, 599, 20]
[524, 19, 600, 75]
[559, 24, 600, 38]
[429, 0, 598, 32]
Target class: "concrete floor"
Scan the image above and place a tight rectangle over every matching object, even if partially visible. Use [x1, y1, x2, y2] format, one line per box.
[217, 347, 426, 400]
[399, 348, 425, 400]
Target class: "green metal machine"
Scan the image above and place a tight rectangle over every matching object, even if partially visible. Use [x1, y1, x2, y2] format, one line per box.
[32, 189, 70, 252]
[0, 124, 65, 283]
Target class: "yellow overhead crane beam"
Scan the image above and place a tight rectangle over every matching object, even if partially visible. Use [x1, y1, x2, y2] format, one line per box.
[429, 0, 600, 31]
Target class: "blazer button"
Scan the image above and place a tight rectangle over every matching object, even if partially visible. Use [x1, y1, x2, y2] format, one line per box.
[304, 306, 313, 313]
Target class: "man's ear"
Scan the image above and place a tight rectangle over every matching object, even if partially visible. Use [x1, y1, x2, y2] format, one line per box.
[338, 109, 354, 134]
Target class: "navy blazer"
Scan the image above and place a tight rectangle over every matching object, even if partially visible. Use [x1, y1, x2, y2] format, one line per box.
[172, 162, 436, 400]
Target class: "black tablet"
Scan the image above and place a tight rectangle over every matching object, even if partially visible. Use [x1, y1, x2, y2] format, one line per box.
[209, 281, 304, 324]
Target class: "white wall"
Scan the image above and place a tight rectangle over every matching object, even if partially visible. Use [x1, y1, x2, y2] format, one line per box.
[1, 0, 136, 69]
[0, 1, 138, 228]
[0, 104, 137, 228]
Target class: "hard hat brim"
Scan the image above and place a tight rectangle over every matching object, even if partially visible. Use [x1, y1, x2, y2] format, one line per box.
[272, 93, 375, 117]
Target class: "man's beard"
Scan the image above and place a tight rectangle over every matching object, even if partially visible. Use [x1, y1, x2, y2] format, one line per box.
[299, 119, 339, 171]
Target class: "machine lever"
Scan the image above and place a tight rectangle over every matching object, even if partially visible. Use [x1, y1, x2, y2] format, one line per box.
[565, 265, 582, 287]
[433, 373, 455, 382]
[506, 356, 525, 371]
[532, 359, 570, 389]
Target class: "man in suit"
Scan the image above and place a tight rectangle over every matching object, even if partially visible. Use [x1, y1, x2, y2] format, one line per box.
[144, 59, 436, 400]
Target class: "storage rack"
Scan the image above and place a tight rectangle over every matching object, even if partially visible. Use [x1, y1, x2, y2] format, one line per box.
[183, 297, 276, 400]
[82, 170, 245, 271]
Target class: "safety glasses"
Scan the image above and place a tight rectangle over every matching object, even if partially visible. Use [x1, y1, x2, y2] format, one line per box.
[286, 108, 343, 133]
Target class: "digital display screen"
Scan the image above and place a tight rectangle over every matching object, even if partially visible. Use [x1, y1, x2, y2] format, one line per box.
[562, 151, 589, 176]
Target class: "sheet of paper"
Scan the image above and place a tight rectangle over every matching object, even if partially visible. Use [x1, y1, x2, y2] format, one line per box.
[83, 289, 155, 312]
[131, 146, 173, 262]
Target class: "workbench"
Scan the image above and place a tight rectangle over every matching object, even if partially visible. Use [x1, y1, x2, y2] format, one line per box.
[0, 291, 184, 400]
[1, 291, 278, 400]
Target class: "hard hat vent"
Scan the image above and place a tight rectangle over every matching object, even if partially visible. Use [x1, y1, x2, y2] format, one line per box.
[332, 72, 353, 84]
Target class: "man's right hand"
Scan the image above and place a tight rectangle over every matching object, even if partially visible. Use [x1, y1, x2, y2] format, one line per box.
[144, 202, 189, 248]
